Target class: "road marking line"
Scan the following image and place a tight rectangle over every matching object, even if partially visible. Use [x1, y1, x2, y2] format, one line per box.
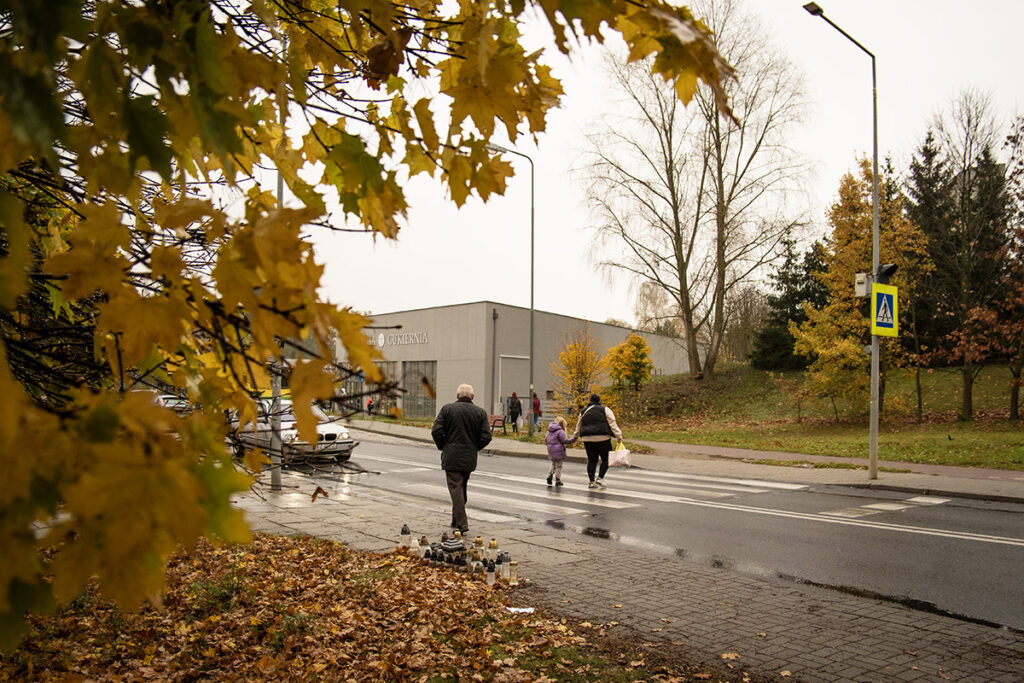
[470, 481, 641, 509]
[674, 497, 1024, 547]
[351, 454, 734, 500]
[613, 473, 772, 494]
[406, 483, 589, 516]
[624, 470, 808, 490]
[359, 453, 799, 494]
[477, 471, 733, 500]
[905, 496, 951, 505]
[822, 508, 882, 518]
[863, 502, 915, 511]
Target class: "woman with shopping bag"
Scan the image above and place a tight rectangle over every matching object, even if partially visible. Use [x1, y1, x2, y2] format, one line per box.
[570, 394, 622, 489]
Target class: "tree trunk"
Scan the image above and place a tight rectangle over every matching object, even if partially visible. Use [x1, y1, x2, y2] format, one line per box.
[960, 360, 974, 421]
[701, 116, 729, 382]
[1010, 362, 1022, 421]
[914, 366, 923, 423]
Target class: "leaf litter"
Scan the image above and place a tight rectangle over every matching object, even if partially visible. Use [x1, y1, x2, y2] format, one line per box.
[0, 533, 781, 681]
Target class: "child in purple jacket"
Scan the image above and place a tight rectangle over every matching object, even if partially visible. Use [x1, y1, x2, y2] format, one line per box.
[545, 416, 576, 486]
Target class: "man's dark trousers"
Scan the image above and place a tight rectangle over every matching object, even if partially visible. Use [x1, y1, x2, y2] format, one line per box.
[446, 470, 471, 531]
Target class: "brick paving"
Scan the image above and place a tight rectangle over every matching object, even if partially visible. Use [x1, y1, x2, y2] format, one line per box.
[235, 465, 1024, 682]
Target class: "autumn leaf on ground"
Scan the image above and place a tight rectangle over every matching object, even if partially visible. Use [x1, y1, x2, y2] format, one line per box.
[721, 652, 741, 660]
[311, 486, 329, 502]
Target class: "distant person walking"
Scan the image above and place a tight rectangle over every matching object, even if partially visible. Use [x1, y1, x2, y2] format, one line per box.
[366, 397, 374, 416]
[544, 416, 576, 486]
[507, 392, 522, 433]
[431, 383, 492, 534]
[532, 392, 542, 429]
[570, 394, 622, 489]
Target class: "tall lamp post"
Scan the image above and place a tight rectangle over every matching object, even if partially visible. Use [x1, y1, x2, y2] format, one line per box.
[487, 142, 535, 436]
[803, 2, 881, 479]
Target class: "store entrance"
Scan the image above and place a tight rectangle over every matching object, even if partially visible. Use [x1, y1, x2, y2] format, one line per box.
[401, 360, 437, 419]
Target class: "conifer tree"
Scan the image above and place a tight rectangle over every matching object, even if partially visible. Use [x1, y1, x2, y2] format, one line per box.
[749, 237, 828, 370]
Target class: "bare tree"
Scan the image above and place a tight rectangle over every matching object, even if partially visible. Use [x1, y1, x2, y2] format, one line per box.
[584, 0, 807, 379]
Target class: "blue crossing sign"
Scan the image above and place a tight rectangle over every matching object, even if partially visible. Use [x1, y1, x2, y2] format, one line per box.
[870, 283, 898, 337]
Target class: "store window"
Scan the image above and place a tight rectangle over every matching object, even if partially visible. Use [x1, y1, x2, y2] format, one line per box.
[402, 360, 437, 419]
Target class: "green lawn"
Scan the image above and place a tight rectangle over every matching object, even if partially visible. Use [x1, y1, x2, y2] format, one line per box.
[627, 420, 1024, 469]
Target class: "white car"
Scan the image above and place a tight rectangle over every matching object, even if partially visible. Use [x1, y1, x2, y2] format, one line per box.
[230, 398, 357, 465]
[155, 394, 193, 417]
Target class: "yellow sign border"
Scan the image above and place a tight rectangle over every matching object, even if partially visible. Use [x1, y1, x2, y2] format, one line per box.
[871, 283, 898, 337]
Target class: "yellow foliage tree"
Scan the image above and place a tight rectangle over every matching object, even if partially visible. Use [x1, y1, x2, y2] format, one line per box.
[604, 333, 653, 418]
[551, 327, 607, 419]
[0, 0, 733, 646]
[605, 333, 654, 391]
[791, 158, 930, 419]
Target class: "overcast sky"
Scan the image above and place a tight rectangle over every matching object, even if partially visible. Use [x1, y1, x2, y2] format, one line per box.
[312, 0, 1024, 327]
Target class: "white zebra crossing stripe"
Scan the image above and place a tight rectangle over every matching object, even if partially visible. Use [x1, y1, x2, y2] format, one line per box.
[823, 494, 954, 519]
[355, 452, 780, 502]
[474, 471, 734, 500]
[405, 483, 589, 516]
[905, 496, 951, 505]
[467, 481, 641, 508]
[821, 508, 880, 518]
[863, 502, 915, 511]
[623, 469, 807, 491]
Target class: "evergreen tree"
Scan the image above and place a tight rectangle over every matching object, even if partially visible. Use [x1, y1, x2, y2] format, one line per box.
[913, 140, 1010, 418]
[749, 238, 828, 370]
[905, 130, 954, 358]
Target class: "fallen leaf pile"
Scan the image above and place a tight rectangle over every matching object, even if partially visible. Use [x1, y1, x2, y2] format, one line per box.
[0, 534, 762, 682]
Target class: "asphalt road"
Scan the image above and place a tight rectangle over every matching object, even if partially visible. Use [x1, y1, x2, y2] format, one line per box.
[298, 434, 1024, 631]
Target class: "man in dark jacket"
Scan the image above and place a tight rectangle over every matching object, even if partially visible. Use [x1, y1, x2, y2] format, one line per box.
[431, 383, 492, 533]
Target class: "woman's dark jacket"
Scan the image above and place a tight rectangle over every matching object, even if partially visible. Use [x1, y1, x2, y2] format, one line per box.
[431, 397, 492, 472]
[579, 403, 614, 437]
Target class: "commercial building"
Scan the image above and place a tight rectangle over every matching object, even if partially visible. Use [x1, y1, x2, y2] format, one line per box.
[343, 301, 689, 420]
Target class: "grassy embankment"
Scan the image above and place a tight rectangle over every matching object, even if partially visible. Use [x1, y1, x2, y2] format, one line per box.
[628, 364, 1024, 470]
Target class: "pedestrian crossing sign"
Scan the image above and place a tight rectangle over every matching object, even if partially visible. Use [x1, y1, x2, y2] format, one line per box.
[870, 283, 898, 337]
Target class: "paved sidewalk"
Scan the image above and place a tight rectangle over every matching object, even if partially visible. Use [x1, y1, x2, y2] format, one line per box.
[234, 423, 1024, 682]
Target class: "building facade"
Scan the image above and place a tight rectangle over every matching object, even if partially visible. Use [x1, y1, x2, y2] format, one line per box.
[340, 301, 690, 420]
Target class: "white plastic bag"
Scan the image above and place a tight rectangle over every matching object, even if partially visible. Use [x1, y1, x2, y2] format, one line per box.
[609, 442, 630, 467]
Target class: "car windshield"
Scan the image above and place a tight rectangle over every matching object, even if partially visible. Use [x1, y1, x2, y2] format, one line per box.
[265, 401, 329, 424]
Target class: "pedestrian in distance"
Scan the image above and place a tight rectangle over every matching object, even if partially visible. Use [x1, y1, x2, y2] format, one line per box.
[544, 416, 576, 486]
[570, 393, 622, 489]
[507, 391, 522, 434]
[532, 392, 542, 429]
[366, 397, 374, 416]
[431, 383, 492, 534]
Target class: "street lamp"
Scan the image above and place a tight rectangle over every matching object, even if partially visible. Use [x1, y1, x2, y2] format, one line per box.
[487, 142, 536, 436]
[803, 2, 882, 479]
